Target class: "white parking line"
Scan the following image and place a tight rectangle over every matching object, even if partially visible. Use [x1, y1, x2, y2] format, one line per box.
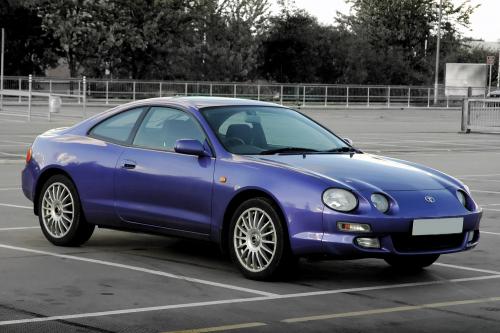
[1, 274, 500, 326]
[0, 227, 38, 231]
[471, 190, 500, 195]
[282, 296, 500, 323]
[0, 151, 24, 157]
[458, 173, 500, 178]
[0, 244, 277, 298]
[434, 263, 500, 275]
[0, 203, 31, 210]
[483, 208, 500, 212]
[0, 187, 21, 191]
[482, 231, 500, 236]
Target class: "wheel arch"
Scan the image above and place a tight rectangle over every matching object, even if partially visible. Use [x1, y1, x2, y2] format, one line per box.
[220, 188, 290, 254]
[33, 167, 76, 216]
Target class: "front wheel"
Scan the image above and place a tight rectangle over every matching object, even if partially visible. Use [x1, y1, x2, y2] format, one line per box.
[384, 254, 440, 271]
[229, 198, 295, 280]
[38, 175, 95, 246]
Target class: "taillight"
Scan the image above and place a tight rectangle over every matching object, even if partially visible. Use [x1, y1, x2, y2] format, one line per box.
[26, 147, 32, 164]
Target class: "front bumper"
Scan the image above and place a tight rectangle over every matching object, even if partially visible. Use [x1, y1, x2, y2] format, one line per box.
[318, 208, 482, 258]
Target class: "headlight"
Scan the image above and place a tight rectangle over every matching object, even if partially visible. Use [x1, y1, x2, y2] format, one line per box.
[323, 188, 358, 212]
[457, 190, 466, 207]
[371, 193, 389, 213]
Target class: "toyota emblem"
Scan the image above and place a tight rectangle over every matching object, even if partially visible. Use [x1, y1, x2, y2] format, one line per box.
[424, 196, 436, 203]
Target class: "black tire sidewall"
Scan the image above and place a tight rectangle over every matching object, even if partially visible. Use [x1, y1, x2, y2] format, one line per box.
[229, 197, 289, 280]
[38, 175, 89, 246]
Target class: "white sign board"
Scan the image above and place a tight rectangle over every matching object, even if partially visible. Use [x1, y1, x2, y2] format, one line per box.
[445, 63, 487, 96]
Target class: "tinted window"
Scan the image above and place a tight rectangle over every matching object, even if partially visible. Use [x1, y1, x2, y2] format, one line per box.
[90, 108, 144, 143]
[202, 106, 347, 154]
[133, 107, 206, 151]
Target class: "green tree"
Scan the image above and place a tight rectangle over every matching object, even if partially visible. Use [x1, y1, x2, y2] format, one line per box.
[0, 0, 59, 75]
[29, 0, 104, 77]
[338, 0, 477, 84]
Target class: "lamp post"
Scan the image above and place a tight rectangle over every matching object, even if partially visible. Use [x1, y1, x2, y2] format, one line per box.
[433, 0, 443, 104]
[0, 28, 5, 111]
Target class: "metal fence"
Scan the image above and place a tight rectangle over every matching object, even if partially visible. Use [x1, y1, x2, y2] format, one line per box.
[0, 75, 492, 109]
[462, 98, 500, 133]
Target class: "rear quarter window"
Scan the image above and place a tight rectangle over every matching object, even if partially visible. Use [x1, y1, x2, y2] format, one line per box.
[89, 108, 144, 143]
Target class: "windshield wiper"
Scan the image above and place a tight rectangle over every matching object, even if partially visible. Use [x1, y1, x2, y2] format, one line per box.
[324, 147, 362, 153]
[259, 147, 320, 155]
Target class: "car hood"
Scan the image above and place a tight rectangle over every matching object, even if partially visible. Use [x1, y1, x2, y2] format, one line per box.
[253, 153, 456, 191]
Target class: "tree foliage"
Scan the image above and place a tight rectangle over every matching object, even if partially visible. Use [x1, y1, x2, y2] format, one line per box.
[5, 0, 493, 85]
[0, 0, 59, 75]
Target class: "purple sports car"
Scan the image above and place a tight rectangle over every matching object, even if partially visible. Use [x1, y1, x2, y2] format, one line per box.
[22, 97, 481, 280]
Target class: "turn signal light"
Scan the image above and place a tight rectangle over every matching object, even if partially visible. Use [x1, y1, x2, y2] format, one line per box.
[26, 147, 32, 164]
[337, 222, 371, 233]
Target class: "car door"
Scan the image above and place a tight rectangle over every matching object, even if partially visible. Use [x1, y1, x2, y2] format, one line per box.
[114, 106, 215, 235]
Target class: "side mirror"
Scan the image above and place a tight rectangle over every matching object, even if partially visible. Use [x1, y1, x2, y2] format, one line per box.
[343, 137, 353, 146]
[174, 139, 210, 157]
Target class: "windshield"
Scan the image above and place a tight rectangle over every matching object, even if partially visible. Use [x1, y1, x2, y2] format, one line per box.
[201, 106, 349, 155]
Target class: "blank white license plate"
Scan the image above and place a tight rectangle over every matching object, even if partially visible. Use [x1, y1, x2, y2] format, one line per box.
[412, 218, 464, 236]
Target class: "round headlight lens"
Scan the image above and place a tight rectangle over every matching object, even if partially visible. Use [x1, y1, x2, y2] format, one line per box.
[457, 190, 466, 207]
[323, 188, 358, 212]
[371, 193, 390, 213]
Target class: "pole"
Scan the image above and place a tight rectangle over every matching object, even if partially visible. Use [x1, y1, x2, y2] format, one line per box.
[82, 76, 86, 118]
[433, 0, 443, 104]
[488, 64, 492, 94]
[28, 74, 32, 121]
[497, 51, 500, 88]
[0, 28, 4, 111]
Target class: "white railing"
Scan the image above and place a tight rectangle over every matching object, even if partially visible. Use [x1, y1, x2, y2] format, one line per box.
[462, 98, 500, 133]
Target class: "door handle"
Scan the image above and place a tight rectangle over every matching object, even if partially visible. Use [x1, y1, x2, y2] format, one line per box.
[121, 160, 136, 169]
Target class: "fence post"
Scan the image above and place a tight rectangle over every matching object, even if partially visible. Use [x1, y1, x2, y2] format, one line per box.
[461, 98, 469, 133]
[324, 86, 328, 107]
[28, 74, 32, 121]
[427, 88, 430, 108]
[233, 84, 237, 98]
[408, 87, 411, 107]
[387, 86, 391, 108]
[18, 77, 22, 103]
[367, 87, 370, 107]
[159, 82, 162, 97]
[78, 81, 81, 104]
[82, 76, 87, 118]
[209, 84, 213, 96]
[302, 86, 306, 106]
[132, 81, 136, 101]
[185, 82, 188, 96]
[257, 84, 260, 101]
[346, 86, 349, 107]
[280, 85, 283, 105]
[105, 81, 109, 105]
[446, 95, 449, 108]
[49, 79, 52, 94]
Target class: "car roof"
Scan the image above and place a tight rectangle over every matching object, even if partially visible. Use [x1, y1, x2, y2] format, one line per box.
[134, 96, 281, 110]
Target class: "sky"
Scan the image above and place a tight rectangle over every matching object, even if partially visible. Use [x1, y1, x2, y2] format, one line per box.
[273, 0, 500, 42]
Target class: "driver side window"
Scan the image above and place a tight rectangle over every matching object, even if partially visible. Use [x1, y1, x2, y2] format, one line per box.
[133, 107, 206, 151]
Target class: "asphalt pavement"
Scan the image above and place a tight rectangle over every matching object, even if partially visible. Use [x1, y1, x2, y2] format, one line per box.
[0, 104, 499, 332]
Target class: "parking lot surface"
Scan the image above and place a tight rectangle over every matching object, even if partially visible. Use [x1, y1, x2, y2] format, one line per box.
[0, 106, 499, 332]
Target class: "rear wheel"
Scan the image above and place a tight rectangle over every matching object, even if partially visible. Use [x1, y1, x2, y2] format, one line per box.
[229, 197, 295, 280]
[38, 175, 95, 246]
[384, 254, 440, 270]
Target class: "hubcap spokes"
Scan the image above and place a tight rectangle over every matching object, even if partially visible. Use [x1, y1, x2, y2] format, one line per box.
[234, 208, 277, 272]
[41, 182, 74, 238]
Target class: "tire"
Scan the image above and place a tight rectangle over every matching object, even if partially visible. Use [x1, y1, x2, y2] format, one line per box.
[229, 197, 295, 280]
[37, 174, 95, 246]
[384, 254, 440, 271]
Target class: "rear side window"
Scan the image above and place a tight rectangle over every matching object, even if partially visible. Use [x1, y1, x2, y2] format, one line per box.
[90, 108, 144, 143]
